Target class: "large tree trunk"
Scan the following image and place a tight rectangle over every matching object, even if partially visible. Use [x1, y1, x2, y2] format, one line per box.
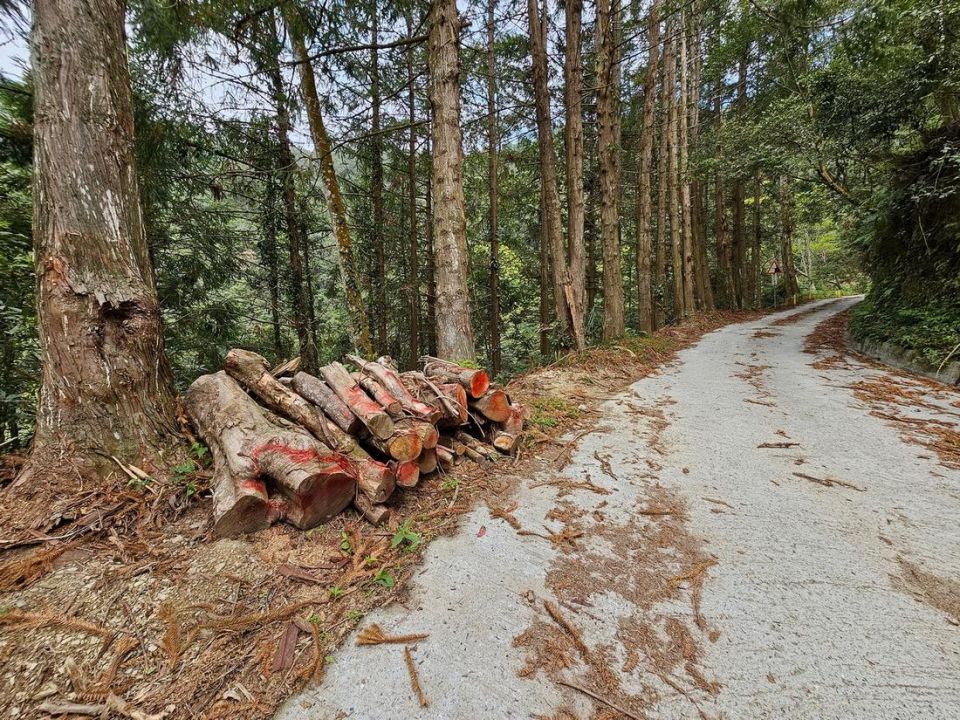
[528, 0, 583, 350]
[597, 0, 625, 340]
[687, 13, 714, 312]
[429, 0, 476, 361]
[563, 0, 587, 348]
[486, 0, 501, 375]
[405, 9, 421, 369]
[24, 0, 178, 482]
[665, 23, 684, 320]
[290, 28, 373, 356]
[713, 91, 732, 308]
[655, 57, 669, 328]
[635, 0, 660, 333]
[730, 57, 748, 308]
[369, 3, 388, 355]
[677, 15, 696, 317]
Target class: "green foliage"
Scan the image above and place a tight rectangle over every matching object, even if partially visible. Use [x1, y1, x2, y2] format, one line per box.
[851, 297, 960, 369]
[390, 519, 422, 553]
[373, 568, 395, 588]
[327, 585, 344, 600]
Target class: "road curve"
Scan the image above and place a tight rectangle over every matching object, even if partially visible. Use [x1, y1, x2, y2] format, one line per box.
[278, 297, 960, 720]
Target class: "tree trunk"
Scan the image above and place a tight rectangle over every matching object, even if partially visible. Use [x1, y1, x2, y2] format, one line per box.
[24, 0, 179, 482]
[713, 91, 732, 308]
[751, 170, 763, 307]
[779, 175, 800, 304]
[428, 0, 476, 361]
[687, 13, 714, 311]
[563, 0, 587, 348]
[289, 28, 373, 356]
[528, 0, 582, 350]
[677, 15, 696, 317]
[405, 10, 421, 369]
[730, 56, 748, 308]
[665, 23, 684, 320]
[635, 0, 660, 333]
[268, 53, 317, 372]
[261, 177, 285, 359]
[298, 196, 320, 361]
[369, 3, 387, 355]
[538, 197, 551, 357]
[425, 128, 438, 357]
[655, 57, 669, 327]
[597, 0, 625, 340]
[486, 0, 501, 375]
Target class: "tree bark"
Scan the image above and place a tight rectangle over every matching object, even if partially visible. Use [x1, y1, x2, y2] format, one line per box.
[779, 175, 799, 304]
[655, 57, 669, 328]
[291, 372, 362, 435]
[429, 0, 476, 361]
[260, 178, 285, 360]
[664, 22, 684, 320]
[730, 56, 748, 308]
[750, 170, 763, 307]
[677, 14, 696, 317]
[185, 372, 354, 535]
[635, 0, 660, 333]
[563, 0, 587, 348]
[713, 91, 732, 308]
[318, 362, 395, 440]
[24, 0, 179, 481]
[289, 28, 373, 356]
[369, 3, 387, 355]
[486, 0, 502, 375]
[405, 10, 421, 369]
[597, 0, 625, 340]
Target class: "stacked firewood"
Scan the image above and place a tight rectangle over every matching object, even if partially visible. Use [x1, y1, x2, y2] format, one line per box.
[183, 350, 526, 537]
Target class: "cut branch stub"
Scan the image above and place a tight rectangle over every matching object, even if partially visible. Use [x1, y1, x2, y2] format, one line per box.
[184, 372, 355, 535]
[319, 361, 395, 440]
[345, 354, 441, 423]
[422, 358, 490, 398]
[470, 389, 511, 423]
[395, 417, 440, 450]
[292, 372, 362, 434]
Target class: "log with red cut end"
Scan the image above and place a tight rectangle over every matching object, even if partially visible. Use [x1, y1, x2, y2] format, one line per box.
[354, 493, 391, 525]
[395, 417, 439, 449]
[184, 372, 355, 536]
[345, 354, 441, 422]
[417, 448, 438, 474]
[352, 373, 403, 418]
[319, 361, 395, 440]
[364, 427, 423, 463]
[470, 389, 511, 423]
[422, 357, 490, 398]
[292, 372, 362, 434]
[437, 383, 469, 425]
[225, 350, 393, 503]
[392, 460, 421, 488]
[491, 403, 528, 452]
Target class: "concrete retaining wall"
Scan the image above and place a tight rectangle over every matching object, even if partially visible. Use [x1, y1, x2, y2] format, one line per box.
[847, 332, 960, 386]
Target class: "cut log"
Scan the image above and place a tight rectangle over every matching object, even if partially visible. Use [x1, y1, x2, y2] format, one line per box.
[353, 373, 404, 418]
[435, 445, 455, 471]
[455, 431, 498, 460]
[319, 362, 395, 440]
[422, 357, 490, 398]
[184, 372, 355, 535]
[224, 349, 337, 449]
[470, 389, 511, 423]
[320, 419, 395, 503]
[292, 372, 362, 435]
[417, 448, 438, 474]
[354, 494, 391, 525]
[345, 354, 441, 423]
[364, 428, 423, 463]
[437, 383, 469, 425]
[394, 417, 439, 450]
[392, 460, 421, 488]
[491, 403, 527, 452]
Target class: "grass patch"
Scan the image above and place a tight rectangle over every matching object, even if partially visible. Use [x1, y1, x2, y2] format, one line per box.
[850, 297, 960, 369]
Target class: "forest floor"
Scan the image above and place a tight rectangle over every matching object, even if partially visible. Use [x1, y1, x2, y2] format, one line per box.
[276, 296, 960, 720]
[2, 297, 958, 720]
[0, 305, 761, 720]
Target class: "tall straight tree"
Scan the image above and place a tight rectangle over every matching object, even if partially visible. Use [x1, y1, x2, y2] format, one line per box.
[655, 54, 669, 327]
[635, 0, 660, 333]
[429, 0, 476, 360]
[486, 0, 501, 375]
[528, 0, 584, 350]
[730, 56, 748, 307]
[369, 2, 387, 354]
[596, 0, 624, 340]
[289, 25, 374, 356]
[677, 11, 695, 316]
[665, 17, 684, 318]
[23, 0, 178, 480]
[404, 9, 421, 367]
[563, 0, 587, 348]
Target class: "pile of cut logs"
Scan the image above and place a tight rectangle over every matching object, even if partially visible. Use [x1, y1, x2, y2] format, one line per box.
[183, 350, 526, 537]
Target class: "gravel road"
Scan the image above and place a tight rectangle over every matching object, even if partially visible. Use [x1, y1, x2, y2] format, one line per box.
[278, 297, 960, 720]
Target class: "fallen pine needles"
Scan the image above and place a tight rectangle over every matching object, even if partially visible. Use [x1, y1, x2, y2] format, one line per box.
[404, 645, 429, 707]
[356, 623, 429, 646]
[555, 679, 643, 720]
[543, 600, 590, 661]
[668, 559, 718, 589]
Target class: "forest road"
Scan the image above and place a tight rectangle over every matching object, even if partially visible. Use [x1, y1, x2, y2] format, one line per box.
[277, 297, 960, 720]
